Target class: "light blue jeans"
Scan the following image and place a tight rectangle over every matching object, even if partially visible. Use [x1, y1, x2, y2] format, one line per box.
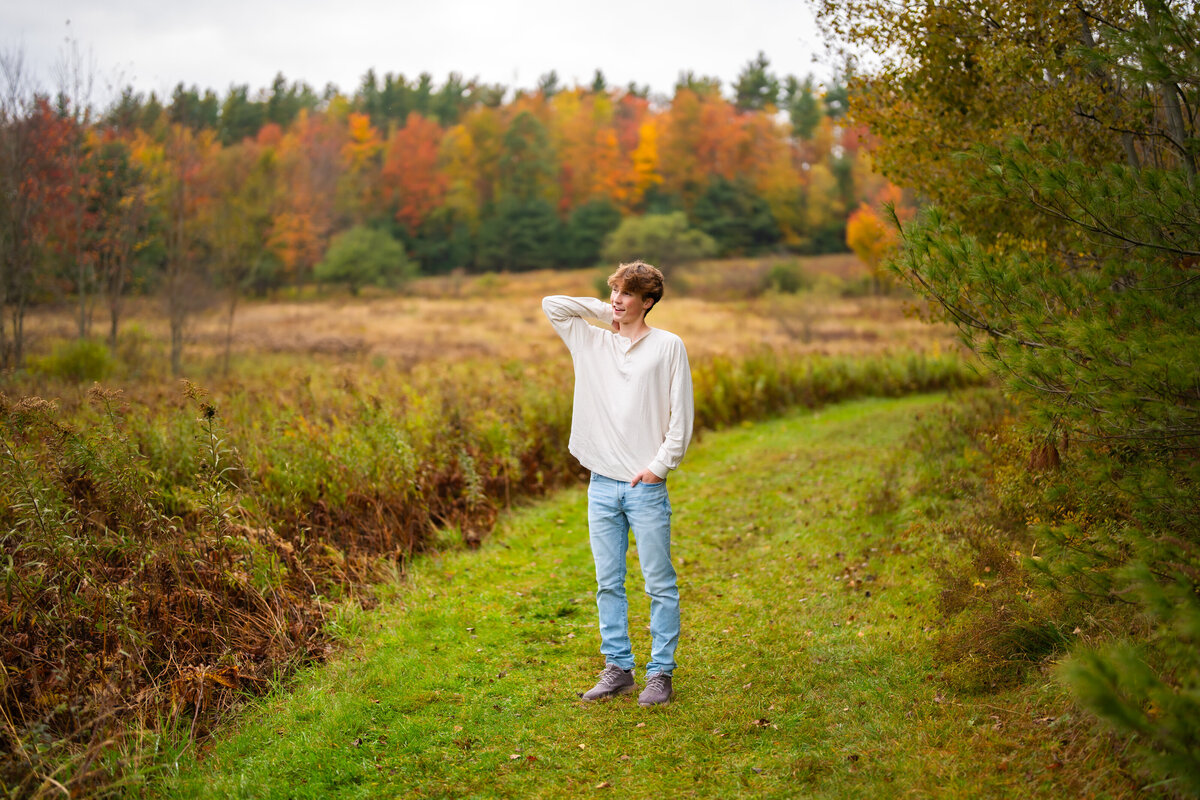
[587, 472, 679, 677]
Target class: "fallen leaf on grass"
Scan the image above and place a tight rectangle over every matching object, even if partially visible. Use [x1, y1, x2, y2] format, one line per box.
[635, 722, 646, 728]
[578, 743, 587, 750]
[509, 754, 521, 760]
[595, 782, 611, 789]
[351, 737, 363, 747]
[619, 755, 630, 761]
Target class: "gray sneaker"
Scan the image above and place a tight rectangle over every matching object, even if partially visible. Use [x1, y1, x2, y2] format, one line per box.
[580, 664, 635, 701]
[638, 673, 673, 706]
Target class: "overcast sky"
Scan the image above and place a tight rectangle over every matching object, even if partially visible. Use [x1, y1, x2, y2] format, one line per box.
[3, 0, 833, 107]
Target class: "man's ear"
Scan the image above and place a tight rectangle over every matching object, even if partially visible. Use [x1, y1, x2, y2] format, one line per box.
[643, 297, 654, 311]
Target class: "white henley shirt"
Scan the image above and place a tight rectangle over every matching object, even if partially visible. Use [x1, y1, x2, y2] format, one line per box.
[542, 295, 694, 482]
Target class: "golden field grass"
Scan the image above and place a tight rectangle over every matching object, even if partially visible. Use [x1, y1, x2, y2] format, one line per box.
[20, 255, 955, 374]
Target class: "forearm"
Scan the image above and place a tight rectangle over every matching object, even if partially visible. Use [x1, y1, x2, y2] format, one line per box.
[543, 295, 614, 351]
[647, 417, 693, 478]
[541, 295, 613, 326]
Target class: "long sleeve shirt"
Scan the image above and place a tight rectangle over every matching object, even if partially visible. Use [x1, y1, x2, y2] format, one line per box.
[542, 295, 694, 482]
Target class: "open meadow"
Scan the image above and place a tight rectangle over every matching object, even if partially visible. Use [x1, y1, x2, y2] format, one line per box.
[2, 256, 999, 797]
[18, 255, 944, 385]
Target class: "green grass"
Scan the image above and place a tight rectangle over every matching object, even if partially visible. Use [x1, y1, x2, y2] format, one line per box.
[149, 394, 1130, 799]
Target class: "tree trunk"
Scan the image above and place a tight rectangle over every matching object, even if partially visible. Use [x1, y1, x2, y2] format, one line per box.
[0, 256, 8, 370]
[11, 297, 25, 368]
[1077, 8, 1142, 171]
[170, 314, 184, 377]
[77, 255, 88, 339]
[222, 290, 237, 376]
[1144, 1, 1196, 179]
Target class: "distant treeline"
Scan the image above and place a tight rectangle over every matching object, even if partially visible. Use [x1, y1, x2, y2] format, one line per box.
[0, 51, 899, 370]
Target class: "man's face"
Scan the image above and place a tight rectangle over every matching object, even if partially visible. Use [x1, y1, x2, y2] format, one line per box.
[610, 284, 653, 324]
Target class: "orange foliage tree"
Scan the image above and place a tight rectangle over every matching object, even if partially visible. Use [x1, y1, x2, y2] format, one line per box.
[381, 112, 447, 235]
[845, 203, 898, 294]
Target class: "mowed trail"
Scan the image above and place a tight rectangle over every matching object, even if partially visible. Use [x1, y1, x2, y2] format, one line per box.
[157, 393, 1093, 799]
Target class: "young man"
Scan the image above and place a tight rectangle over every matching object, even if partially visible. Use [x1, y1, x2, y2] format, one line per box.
[542, 260, 694, 707]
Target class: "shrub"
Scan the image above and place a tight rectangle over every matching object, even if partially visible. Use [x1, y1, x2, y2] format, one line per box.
[763, 260, 810, 294]
[31, 338, 114, 383]
[601, 212, 717, 273]
[315, 226, 416, 294]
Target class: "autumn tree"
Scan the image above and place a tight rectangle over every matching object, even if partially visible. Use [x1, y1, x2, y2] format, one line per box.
[625, 116, 662, 212]
[818, 0, 1200, 786]
[336, 111, 384, 226]
[0, 54, 68, 368]
[801, 159, 845, 252]
[85, 131, 150, 347]
[53, 35, 99, 339]
[424, 121, 481, 272]
[844, 204, 896, 294]
[477, 109, 562, 270]
[204, 137, 281, 372]
[496, 110, 557, 206]
[381, 112, 446, 236]
[268, 109, 341, 287]
[461, 105, 504, 209]
[156, 123, 217, 375]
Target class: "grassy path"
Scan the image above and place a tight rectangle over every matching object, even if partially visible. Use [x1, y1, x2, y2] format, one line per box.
[154, 394, 1099, 799]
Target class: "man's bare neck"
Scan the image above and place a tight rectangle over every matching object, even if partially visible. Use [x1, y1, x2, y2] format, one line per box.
[616, 319, 652, 341]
